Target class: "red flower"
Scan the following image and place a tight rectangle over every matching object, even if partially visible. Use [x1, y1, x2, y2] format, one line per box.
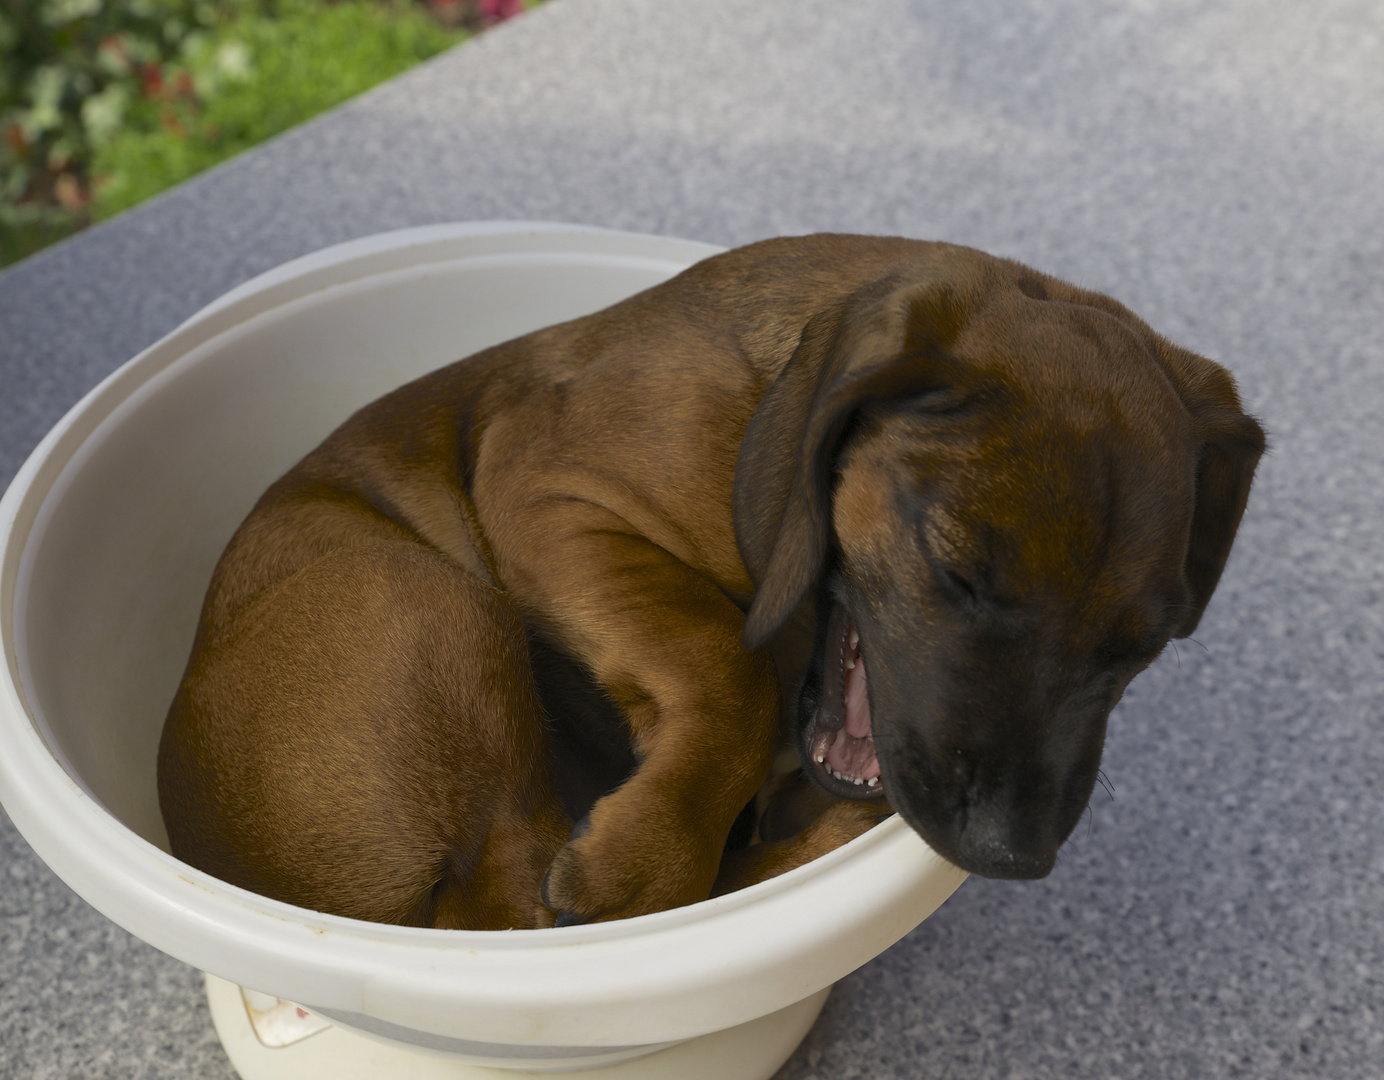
[141, 62, 164, 98]
[477, 0, 523, 21]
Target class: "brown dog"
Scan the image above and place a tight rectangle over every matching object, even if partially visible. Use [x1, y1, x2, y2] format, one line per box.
[157, 234, 1264, 929]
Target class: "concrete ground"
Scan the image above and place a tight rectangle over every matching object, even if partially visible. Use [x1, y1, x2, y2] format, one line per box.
[2, 0, 1381, 1076]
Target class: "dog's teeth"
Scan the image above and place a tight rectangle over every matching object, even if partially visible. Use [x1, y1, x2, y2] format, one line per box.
[853, 776, 863, 785]
[867, 777, 878, 788]
[816, 753, 825, 763]
[845, 655, 855, 670]
[849, 628, 859, 650]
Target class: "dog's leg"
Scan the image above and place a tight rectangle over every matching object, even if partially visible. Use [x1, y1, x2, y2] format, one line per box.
[491, 508, 781, 923]
[159, 540, 570, 930]
[711, 774, 891, 895]
[711, 801, 890, 895]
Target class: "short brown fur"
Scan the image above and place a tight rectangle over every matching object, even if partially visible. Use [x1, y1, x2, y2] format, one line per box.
[158, 235, 1264, 926]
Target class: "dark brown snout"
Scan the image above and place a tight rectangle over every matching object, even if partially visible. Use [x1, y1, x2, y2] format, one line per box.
[791, 576, 1123, 878]
[865, 629, 1116, 879]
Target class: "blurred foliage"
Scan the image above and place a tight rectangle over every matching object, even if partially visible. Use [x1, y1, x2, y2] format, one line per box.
[88, 0, 465, 218]
[1, 0, 532, 267]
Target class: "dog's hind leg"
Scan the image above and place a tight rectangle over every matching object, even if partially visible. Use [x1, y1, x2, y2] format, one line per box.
[158, 540, 570, 930]
[711, 795, 890, 896]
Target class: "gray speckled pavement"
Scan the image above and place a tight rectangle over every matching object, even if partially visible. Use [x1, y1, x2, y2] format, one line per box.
[2, 1, 1381, 1076]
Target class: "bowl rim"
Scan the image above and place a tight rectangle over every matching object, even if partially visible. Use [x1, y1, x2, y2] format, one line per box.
[0, 222, 967, 1048]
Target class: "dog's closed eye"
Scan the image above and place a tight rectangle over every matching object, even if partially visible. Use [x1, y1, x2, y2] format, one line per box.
[933, 565, 981, 610]
[917, 510, 994, 616]
[903, 387, 972, 417]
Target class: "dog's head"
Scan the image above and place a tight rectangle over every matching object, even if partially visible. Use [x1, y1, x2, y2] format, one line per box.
[734, 244, 1265, 878]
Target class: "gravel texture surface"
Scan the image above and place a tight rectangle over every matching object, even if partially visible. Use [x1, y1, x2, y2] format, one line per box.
[2, 0, 1381, 1076]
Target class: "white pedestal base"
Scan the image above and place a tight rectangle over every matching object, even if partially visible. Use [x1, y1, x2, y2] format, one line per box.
[206, 973, 829, 1079]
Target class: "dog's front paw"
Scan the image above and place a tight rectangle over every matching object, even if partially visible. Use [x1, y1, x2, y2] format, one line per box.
[540, 798, 721, 924]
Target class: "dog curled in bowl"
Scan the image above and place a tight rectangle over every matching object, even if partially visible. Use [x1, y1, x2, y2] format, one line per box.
[157, 235, 1264, 930]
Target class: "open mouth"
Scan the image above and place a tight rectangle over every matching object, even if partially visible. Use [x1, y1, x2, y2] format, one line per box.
[802, 603, 884, 799]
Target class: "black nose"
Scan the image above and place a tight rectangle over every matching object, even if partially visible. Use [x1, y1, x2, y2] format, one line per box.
[898, 777, 1067, 879]
[949, 797, 1059, 878]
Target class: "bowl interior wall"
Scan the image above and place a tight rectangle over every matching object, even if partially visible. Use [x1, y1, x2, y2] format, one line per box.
[18, 255, 680, 851]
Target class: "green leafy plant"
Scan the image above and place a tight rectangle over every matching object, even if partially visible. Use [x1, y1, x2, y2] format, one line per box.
[2, 0, 245, 260]
[90, 0, 464, 218]
[1, 0, 535, 267]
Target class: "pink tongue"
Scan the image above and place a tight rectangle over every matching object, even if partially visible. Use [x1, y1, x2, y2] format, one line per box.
[844, 654, 871, 738]
[820, 649, 880, 785]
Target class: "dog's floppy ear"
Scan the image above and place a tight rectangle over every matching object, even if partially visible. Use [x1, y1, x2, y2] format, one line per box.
[1158, 344, 1267, 638]
[734, 271, 971, 649]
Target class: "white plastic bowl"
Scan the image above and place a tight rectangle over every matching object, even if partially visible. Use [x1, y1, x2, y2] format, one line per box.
[0, 223, 967, 1077]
